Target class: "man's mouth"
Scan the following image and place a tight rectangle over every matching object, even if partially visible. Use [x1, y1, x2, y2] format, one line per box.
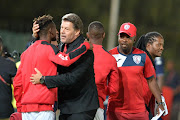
[61, 35, 66, 39]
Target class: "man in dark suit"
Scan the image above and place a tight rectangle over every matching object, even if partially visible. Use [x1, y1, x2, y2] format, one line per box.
[30, 13, 99, 120]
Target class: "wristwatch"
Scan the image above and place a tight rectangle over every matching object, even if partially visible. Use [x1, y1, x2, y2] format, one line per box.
[40, 76, 45, 84]
[158, 102, 165, 107]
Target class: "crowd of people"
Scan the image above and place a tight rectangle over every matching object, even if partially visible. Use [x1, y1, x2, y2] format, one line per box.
[0, 13, 180, 120]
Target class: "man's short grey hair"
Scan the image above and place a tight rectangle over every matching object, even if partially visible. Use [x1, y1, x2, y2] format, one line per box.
[62, 13, 83, 34]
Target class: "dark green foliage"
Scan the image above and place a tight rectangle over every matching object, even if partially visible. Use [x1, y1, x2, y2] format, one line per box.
[0, 0, 179, 69]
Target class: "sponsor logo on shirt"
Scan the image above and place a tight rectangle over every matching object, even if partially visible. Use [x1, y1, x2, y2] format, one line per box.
[58, 54, 68, 60]
[133, 55, 141, 64]
[116, 59, 121, 62]
[113, 54, 127, 67]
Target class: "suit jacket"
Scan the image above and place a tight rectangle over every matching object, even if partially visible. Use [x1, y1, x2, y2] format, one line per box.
[44, 35, 99, 114]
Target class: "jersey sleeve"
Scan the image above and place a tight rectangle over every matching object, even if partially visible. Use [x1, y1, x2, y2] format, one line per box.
[13, 54, 24, 112]
[44, 51, 94, 88]
[106, 59, 120, 96]
[144, 54, 155, 79]
[49, 41, 90, 67]
[155, 57, 164, 76]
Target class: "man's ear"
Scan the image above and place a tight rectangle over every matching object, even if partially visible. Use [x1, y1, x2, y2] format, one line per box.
[86, 32, 90, 38]
[75, 29, 80, 36]
[48, 28, 52, 34]
[103, 32, 105, 39]
[133, 36, 136, 43]
[146, 42, 151, 47]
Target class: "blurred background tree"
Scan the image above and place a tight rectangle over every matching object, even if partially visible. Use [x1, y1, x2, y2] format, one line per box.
[0, 0, 179, 69]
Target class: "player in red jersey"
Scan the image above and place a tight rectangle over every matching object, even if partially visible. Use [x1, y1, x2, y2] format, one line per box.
[136, 32, 168, 119]
[106, 22, 164, 120]
[13, 15, 90, 120]
[86, 21, 119, 120]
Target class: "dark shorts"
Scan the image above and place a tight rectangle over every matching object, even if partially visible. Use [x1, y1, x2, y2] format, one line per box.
[59, 109, 97, 120]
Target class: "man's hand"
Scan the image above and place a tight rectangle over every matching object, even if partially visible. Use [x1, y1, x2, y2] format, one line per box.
[156, 104, 165, 115]
[84, 39, 93, 50]
[30, 68, 42, 84]
[161, 95, 168, 116]
[32, 21, 40, 38]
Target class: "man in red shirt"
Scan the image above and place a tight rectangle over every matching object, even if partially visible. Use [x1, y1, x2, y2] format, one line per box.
[86, 21, 119, 120]
[106, 22, 164, 120]
[13, 15, 90, 120]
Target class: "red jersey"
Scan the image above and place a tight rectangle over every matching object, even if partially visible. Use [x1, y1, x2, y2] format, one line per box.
[93, 44, 119, 109]
[107, 46, 155, 113]
[13, 40, 90, 112]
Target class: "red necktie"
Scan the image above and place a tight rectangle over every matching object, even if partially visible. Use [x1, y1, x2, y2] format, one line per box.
[64, 44, 67, 53]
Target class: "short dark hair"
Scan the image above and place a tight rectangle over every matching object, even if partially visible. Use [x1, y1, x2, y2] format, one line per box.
[33, 15, 55, 36]
[88, 21, 104, 39]
[62, 13, 83, 34]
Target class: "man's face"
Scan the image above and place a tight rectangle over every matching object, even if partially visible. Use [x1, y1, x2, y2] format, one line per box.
[118, 33, 135, 54]
[148, 37, 164, 57]
[56, 29, 59, 41]
[60, 20, 79, 44]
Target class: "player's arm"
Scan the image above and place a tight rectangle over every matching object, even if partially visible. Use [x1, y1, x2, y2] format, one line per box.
[10, 61, 17, 83]
[106, 59, 119, 96]
[147, 76, 167, 115]
[49, 41, 91, 67]
[13, 58, 23, 112]
[31, 51, 94, 88]
[144, 55, 164, 114]
[157, 75, 164, 90]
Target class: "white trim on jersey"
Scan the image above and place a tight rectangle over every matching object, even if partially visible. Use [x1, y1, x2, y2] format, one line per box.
[112, 54, 127, 67]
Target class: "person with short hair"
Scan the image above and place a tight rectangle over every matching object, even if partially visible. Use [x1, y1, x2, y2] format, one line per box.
[106, 23, 164, 120]
[86, 21, 119, 120]
[30, 13, 99, 120]
[13, 14, 90, 120]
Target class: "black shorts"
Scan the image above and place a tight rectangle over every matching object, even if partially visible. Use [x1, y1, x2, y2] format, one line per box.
[59, 109, 97, 120]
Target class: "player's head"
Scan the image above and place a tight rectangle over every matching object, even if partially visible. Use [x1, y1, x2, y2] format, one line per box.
[60, 13, 83, 44]
[86, 21, 105, 44]
[33, 15, 56, 42]
[118, 22, 137, 55]
[0, 36, 3, 55]
[136, 31, 164, 58]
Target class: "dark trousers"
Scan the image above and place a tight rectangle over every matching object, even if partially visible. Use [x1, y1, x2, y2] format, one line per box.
[59, 109, 97, 120]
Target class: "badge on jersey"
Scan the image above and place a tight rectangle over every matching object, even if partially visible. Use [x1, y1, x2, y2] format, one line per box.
[133, 55, 141, 64]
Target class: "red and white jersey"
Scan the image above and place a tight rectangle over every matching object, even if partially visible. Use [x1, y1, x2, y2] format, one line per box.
[13, 40, 90, 112]
[107, 46, 155, 113]
[93, 44, 119, 109]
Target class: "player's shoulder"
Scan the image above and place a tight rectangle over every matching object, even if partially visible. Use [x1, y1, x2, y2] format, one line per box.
[41, 41, 59, 55]
[132, 48, 149, 62]
[109, 46, 119, 55]
[132, 47, 146, 54]
[100, 47, 117, 64]
[0, 57, 16, 68]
